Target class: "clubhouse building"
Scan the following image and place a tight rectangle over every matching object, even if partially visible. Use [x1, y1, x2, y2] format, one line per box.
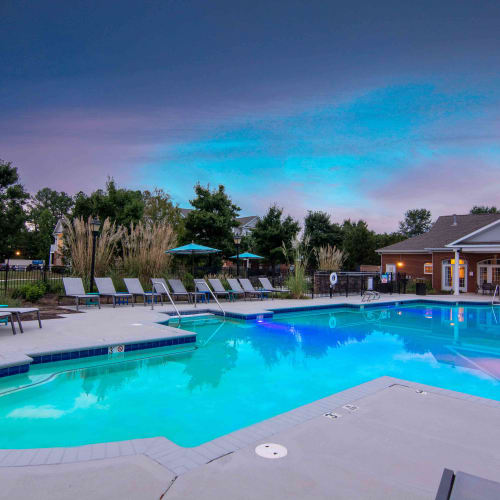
[377, 213, 500, 295]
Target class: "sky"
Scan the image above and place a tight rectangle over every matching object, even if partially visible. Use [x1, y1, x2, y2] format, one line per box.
[2, 0, 500, 232]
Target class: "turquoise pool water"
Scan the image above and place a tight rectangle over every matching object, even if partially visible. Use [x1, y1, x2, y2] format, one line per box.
[0, 302, 499, 449]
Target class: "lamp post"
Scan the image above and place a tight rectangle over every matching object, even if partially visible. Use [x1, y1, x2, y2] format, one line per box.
[89, 217, 101, 293]
[233, 234, 242, 277]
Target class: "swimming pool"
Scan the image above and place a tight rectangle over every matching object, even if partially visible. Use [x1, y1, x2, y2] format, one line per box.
[0, 302, 499, 449]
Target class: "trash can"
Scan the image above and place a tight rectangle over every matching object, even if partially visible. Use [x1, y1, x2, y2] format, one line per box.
[416, 282, 427, 296]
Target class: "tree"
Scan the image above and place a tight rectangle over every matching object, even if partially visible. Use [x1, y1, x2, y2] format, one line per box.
[470, 205, 498, 214]
[73, 178, 144, 228]
[398, 209, 432, 237]
[26, 188, 74, 261]
[303, 210, 343, 268]
[142, 188, 183, 230]
[183, 184, 240, 257]
[342, 219, 377, 270]
[375, 231, 406, 250]
[252, 205, 300, 273]
[0, 160, 29, 260]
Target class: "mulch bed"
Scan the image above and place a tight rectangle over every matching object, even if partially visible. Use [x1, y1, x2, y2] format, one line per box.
[14, 294, 82, 321]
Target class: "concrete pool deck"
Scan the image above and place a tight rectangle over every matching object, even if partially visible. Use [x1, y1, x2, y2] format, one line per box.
[0, 382, 498, 499]
[0, 293, 499, 498]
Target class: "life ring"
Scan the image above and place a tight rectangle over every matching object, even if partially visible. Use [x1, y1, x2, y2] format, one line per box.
[329, 272, 338, 286]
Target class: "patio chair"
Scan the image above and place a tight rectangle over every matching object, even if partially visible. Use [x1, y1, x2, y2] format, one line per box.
[209, 278, 243, 301]
[167, 279, 205, 304]
[94, 277, 133, 307]
[0, 304, 41, 332]
[226, 278, 249, 300]
[194, 279, 220, 303]
[239, 278, 268, 300]
[124, 278, 162, 306]
[0, 311, 17, 335]
[258, 277, 290, 294]
[435, 468, 500, 500]
[63, 277, 101, 311]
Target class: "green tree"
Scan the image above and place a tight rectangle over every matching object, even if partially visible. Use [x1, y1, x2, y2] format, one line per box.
[398, 208, 432, 237]
[303, 210, 343, 268]
[183, 184, 240, 257]
[142, 188, 183, 231]
[342, 220, 377, 270]
[470, 205, 499, 214]
[0, 160, 29, 260]
[73, 178, 144, 227]
[252, 205, 300, 273]
[26, 188, 75, 261]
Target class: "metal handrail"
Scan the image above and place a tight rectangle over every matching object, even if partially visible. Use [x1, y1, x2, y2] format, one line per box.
[152, 280, 182, 327]
[195, 281, 226, 318]
[492, 285, 500, 305]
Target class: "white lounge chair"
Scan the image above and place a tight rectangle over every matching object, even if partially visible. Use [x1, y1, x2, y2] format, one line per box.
[258, 277, 289, 294]
[94, 278, 133, 307]
[167, 279, 205, 303]
[0, 306, 41, 332]
[209, 278, 243, 300]
[124, 278, 162, 306]
[0, 311, 17, 335]
[239, 278, 268, 300]
[63, 277, 101, 311]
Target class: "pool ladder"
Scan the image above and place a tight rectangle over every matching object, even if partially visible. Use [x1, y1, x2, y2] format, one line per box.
[151, 281, 182, 327]
[492, 285, 500, 306]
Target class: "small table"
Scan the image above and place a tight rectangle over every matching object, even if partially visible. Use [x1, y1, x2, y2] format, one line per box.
[85, 293, 100, 308]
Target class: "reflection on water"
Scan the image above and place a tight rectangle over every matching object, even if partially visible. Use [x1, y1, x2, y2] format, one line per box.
[0, 303, 499, 449]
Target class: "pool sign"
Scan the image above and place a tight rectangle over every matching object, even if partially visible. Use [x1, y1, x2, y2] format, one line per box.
[108, 345, 125, 355]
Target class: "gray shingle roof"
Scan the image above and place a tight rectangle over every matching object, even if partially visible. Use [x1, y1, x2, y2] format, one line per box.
[377, 214, 500, 253]
[179, 209, 258, 226]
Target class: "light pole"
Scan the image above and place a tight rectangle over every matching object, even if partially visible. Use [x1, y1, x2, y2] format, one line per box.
[233, 234, 241, 277]
[89, 217, 101, 293]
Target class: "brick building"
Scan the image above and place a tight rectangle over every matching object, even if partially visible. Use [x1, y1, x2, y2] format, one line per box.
[377, 213, 500, 294]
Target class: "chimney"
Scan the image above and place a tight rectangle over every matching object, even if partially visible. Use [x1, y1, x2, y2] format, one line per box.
[452, 214, 457, 226]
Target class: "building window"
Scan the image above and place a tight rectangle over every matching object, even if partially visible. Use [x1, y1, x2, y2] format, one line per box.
[424, 263, 433, 274]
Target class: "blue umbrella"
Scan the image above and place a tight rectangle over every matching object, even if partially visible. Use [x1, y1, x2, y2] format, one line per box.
[229, 252, 264, 259]
[166, 242, 220, 275]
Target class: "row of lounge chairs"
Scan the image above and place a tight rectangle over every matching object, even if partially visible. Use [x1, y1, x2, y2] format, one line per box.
[62, 276, 289, 310]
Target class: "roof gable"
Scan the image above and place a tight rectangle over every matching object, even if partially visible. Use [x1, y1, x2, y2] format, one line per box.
[377, 214, 500, 253]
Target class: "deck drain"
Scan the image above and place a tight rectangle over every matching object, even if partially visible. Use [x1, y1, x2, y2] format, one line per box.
[323, 412, 341, 420]
[342, 404, 359, 412]
[255, 443, 288, 459]
[415, 389, 428, 395]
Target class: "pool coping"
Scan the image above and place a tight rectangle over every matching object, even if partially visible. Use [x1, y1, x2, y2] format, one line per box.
[0, 375, 498, 474]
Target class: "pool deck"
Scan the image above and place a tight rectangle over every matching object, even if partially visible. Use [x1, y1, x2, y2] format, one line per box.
[0, 293, 499, 498]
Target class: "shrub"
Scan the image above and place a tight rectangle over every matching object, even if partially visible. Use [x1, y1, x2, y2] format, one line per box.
[19, 282, 47, 302]
[315, 245, 347, 271]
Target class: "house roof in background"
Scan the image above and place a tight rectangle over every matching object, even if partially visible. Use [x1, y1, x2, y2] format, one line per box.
[377, 214, 500, 253]
[179, 209, 259, 226]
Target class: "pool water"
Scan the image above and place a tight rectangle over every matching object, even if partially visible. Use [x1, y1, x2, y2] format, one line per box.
[0, 302, 499, 449]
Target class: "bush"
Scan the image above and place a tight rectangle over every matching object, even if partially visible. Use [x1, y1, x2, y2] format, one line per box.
[11, 281, 47, 303]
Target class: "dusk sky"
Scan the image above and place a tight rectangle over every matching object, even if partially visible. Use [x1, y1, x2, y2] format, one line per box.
[2, 0, 500, 231]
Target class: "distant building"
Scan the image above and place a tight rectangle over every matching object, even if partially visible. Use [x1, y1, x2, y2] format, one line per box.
[377, 213, 500, 294]
[49, 219, 65, 267]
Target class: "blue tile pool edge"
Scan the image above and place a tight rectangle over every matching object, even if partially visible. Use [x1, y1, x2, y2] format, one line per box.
[0, 334, 197, 379]
[0, 375, 498, 474]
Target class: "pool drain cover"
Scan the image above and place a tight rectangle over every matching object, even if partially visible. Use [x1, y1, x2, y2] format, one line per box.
[255, 443, 288, 459]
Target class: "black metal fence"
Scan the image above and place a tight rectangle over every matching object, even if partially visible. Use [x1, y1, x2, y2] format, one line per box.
[1, 266, 72, 294]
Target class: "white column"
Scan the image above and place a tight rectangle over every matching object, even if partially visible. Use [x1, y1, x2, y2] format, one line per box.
[453, 249, 460, 296]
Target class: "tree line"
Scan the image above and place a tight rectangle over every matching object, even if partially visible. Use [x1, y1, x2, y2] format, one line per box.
[1, 159, 498, 271]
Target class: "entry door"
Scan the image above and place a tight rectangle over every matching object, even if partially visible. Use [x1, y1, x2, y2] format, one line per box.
[442, 263, 467, 291]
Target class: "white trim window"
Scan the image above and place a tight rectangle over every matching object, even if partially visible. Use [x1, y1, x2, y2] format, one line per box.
[477, 259, 500, 286]
[442, 259, 467, 291]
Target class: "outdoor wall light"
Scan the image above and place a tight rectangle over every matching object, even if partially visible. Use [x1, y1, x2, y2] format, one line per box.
[397, 261, 404, 267]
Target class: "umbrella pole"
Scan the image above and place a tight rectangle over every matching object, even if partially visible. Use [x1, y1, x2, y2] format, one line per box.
[192, 252, 196, 308]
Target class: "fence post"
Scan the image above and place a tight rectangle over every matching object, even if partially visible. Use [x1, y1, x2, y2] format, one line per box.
[4, 267, 8, 295]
